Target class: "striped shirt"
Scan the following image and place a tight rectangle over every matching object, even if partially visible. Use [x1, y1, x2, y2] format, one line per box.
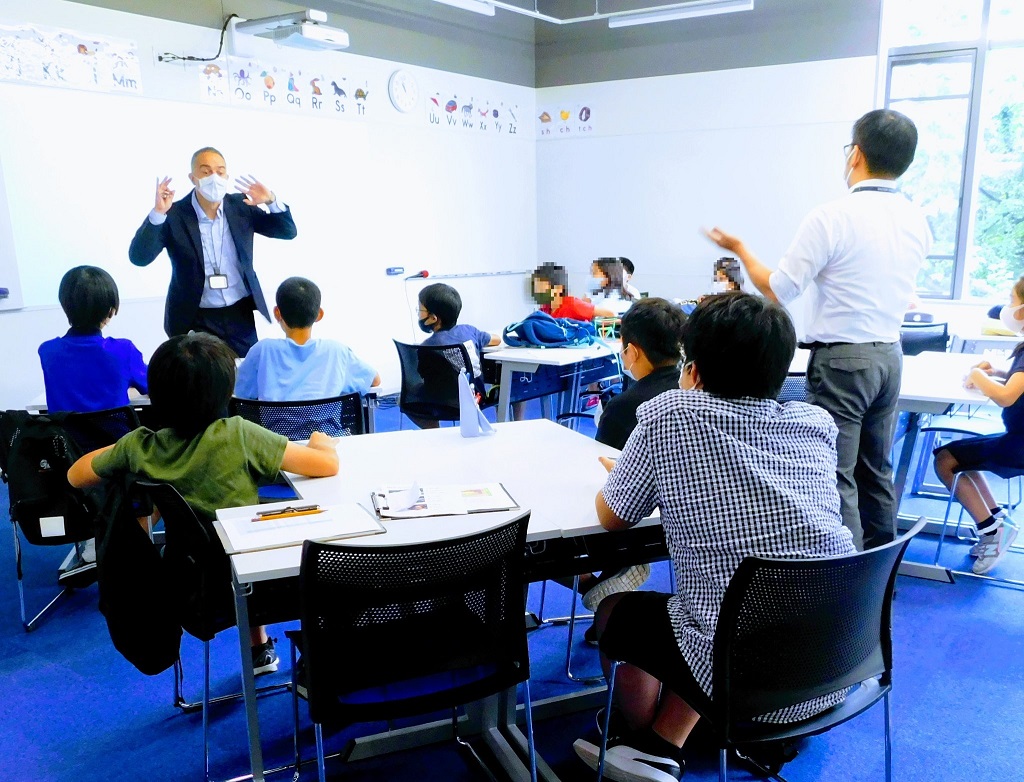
[602, 389, 856, 722]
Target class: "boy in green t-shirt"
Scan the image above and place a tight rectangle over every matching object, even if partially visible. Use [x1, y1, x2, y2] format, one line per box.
[68, 332, 339, 675]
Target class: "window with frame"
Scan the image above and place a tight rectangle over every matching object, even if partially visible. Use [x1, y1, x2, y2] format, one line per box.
[883, 0, 1024, 300]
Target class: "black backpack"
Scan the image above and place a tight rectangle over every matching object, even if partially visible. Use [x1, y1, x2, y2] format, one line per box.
[0, 410, 96, 545]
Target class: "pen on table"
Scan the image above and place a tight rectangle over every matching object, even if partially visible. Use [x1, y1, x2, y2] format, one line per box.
[251, 508, 325, 522]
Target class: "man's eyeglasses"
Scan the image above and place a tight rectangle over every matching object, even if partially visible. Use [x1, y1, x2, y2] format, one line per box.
[843, 143, 855, 158]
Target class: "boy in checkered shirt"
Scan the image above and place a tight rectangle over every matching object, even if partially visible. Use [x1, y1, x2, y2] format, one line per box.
[574, 292, 855, 782]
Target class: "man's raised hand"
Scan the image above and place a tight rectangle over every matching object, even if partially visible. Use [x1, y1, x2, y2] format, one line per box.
[155, 176, 175, 214]
[236, 175, 274, 206]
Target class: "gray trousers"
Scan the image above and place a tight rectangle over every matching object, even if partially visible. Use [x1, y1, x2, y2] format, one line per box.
[805, 342, 903, 551]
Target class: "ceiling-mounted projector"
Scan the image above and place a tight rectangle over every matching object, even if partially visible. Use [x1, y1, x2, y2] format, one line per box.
[232, 9, 350, 52]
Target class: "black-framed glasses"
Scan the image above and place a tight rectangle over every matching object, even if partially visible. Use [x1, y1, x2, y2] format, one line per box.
[843, 143, 855, 157]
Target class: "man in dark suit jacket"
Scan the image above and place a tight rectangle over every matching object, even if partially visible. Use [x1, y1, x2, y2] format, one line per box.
[129, 147, 297, 357]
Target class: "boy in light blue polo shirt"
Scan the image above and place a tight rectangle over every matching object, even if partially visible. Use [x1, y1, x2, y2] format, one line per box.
[235, 277, 380, 402]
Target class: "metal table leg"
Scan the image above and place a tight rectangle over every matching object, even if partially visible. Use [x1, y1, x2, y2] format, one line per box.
[232, 572, 265, 782]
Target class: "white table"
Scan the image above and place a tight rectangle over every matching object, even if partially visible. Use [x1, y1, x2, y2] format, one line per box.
[485, 342, 621, 423]
[25, 389, 150, 412]
[216, 419, 640, 782]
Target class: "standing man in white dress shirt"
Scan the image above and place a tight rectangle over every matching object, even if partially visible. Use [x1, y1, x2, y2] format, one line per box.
[129, 147, 297, 357]
[705, 109, 932, 550]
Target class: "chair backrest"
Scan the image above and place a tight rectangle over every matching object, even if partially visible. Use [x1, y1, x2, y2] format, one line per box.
[711, 517, 926, 729]
[230, 393, 365, 440]
[134, 480, 234, 641]
[299, 512, 531, 725]
[393, 340, 474, 422]
[776, 375, 807, 403]
[61, 405, 141, 454]
[900, 322, 949, 356]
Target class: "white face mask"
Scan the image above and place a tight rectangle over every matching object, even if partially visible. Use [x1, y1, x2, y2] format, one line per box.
[621, 345, 636, 381]
[195, 173, 231, 203]
[843, 148, 855, 188]
[1000, 303, 1024, 335]
[711, 280, 730, 293]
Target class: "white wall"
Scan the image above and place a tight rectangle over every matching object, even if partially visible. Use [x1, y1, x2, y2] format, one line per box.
[535, 56, 879, 333]
[0, 0, 536, 409]
[0, 2, 889, 410]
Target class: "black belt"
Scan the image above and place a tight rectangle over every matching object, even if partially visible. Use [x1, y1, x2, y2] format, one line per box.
[799, 340, 891, 350]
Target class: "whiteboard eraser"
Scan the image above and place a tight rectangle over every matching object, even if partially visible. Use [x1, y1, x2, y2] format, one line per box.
[386, 267, 405, 276]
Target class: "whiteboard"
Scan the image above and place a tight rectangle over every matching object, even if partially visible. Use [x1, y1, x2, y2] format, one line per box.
[0, 154, 21, 310]
[0, 79, 536, 381]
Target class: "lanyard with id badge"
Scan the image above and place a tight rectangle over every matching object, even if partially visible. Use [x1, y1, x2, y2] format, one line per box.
[201, 210, 230, 290]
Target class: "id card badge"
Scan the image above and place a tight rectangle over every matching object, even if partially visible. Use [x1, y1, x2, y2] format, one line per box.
[208, 274, 229, 290]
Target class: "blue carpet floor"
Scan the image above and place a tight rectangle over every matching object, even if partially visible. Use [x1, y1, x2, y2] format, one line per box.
[3, 406, 1024, 780]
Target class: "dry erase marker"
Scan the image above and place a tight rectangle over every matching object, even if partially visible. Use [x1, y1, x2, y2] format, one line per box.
[252, 504, 322, 522]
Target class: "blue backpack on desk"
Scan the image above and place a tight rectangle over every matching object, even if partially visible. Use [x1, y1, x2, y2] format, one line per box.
[502, 311, 597, 348]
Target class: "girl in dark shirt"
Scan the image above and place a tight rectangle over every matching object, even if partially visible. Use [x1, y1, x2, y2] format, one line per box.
[934, 277, 1024, 575]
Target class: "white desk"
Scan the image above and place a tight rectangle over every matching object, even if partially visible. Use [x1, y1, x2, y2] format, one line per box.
[485, 342, 621, 423]
[25, 389, 150, 412]
[217, 419, 636, 782]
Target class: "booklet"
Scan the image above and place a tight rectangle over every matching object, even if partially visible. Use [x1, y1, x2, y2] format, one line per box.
[215, 502, 386, 555]
[370, 482, 519, 519]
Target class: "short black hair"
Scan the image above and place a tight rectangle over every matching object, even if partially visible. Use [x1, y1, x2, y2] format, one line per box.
[190, 146, 225, 170]
[276, 277, 321, 328]
[148, 333, 236, 438]
[620, 297, 687, 366]
[58, 265, 120, 330]
[532, 262, 568, 291]
[681, 292, 796, 399]
[620, 258, 635, 275]
[418, 283, 462, 329]
[851, 109, 918, 178]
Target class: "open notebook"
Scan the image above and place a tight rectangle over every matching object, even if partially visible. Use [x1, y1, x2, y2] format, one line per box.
[215, 502, 385, 555]
[370, 482, 519, 519]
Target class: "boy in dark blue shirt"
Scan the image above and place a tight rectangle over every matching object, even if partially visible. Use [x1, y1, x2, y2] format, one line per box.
[39, 266, 148, 413]
[38, 265, 148, 585]
[413, 283, 500, 427]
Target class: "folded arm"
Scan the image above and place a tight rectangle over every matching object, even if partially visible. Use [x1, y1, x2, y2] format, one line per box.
[68, 445, 114, 488]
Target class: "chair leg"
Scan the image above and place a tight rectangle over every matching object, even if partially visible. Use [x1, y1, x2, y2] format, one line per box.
[14, 525, 72, 632]
[203, 640, 211, 782]
[596, 661, 618, 782]
[291, 641, 301, 774]
[719, 747, 729, 782]
[933, 473, 962, 566]
[452, 707, 500, 782]
[522, 679, 538, 782]
[884, 692, 893, 782]
[315, 722, 327, 782]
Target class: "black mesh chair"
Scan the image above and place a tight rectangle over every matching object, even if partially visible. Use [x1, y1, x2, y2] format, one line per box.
[776, 376, 807, 403]
[287, 513, 536, 782]
[594, 517, 927, 782]
[899, 322, 949, 356]
[393, 340, 489, 425]
[63, 405, 142, 454]
[2, 406, 140, 631]
[230, 393, 366, 440]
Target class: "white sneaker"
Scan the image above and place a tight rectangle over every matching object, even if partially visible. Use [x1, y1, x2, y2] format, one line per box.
[972, 521, 1019, 575]
[581, 564, 652, 612]
[574, 738, 683, 782]
[970, 516, 1010, 556]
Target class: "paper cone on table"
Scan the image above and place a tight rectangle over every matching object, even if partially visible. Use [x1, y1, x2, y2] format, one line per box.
[459, 371, 494, 438]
